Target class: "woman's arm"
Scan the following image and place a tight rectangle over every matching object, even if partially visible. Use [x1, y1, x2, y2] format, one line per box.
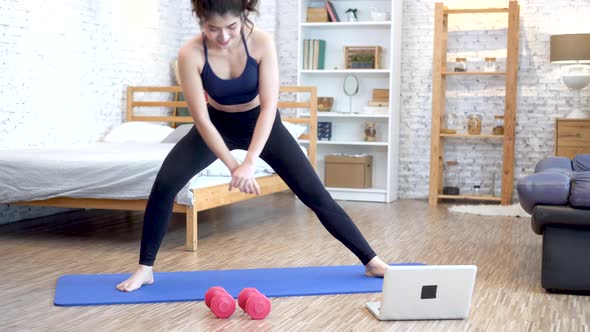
[244, 31, 280, 165]
[177, 42, 240, 172]
[229, 31, 279, 195]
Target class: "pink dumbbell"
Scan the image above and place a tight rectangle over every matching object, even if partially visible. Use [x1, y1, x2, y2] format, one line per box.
[238, 288, 271, 320]
[204, 286, 236, 319]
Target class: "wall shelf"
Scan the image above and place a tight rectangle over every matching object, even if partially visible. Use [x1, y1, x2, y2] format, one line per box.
[441, 133, 504, 139]
[300, 69, 391, 74]
[299, 112, 389, 118]
[298, 140, 389, 146]
[438, 194, 502, 202]
[428, 1, 520, 206]
[301, 22, 392, 28]
[444, 8, 509, 14]
[442, 71, 506, 76]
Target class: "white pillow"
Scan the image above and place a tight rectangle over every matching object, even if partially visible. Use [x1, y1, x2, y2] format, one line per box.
[161, 124, 193, 143]
[102, 122, 174, 143]
[282, 121, 306, 140]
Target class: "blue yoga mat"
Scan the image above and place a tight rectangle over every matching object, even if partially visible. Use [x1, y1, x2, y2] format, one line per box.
[54, 263, 422, 306]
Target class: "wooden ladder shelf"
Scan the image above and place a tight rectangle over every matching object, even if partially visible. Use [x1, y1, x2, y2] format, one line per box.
[428, 1, 520, 206]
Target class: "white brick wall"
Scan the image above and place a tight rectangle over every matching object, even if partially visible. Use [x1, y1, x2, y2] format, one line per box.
[0, 0, 186, 149]
[0, 0, 189, 223]
[0, 0, 278, 224]
[2, 0, 590, 224]
[276, 1, 298, 86]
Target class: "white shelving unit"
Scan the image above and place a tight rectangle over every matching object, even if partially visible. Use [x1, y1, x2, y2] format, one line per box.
[301, 21, 392, 27]
[301, 69, 392, 74]
[299, 112, 389, 118]
[297, 0, 402, 203]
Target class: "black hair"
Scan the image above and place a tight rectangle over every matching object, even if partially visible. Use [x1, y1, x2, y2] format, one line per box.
[191, 0, 259, 35]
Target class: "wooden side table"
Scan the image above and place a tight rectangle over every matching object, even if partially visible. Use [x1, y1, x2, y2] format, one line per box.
[555, 119, 590, 159]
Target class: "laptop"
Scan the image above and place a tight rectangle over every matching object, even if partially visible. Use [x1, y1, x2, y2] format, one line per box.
[366, 265, 477, 320]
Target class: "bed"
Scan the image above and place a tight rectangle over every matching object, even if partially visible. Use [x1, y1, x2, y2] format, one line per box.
[2, 85, 317, 251]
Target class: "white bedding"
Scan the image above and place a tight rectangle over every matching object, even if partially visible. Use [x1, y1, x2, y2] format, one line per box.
[0, 142, 300, 206]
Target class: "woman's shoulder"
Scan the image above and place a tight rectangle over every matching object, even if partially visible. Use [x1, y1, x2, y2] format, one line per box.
[248, 27, 273, 46]
[178, 35, 205, 69]
[246, 27, 275, 60]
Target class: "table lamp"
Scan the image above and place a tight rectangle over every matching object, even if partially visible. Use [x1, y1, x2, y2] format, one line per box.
[550, 33, 590, 118]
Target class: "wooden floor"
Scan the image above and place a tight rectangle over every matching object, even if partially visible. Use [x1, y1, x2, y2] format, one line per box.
[1, 193, 588, 331]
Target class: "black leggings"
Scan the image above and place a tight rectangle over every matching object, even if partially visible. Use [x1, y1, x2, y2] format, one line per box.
[139, 105, 377, 266]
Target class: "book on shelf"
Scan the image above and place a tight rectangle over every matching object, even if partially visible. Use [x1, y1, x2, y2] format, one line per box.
[313, 39, 326, 69]
[325, 0, 340, 22]
[304, 39, 311, 69]
[302, 39, 326, 70]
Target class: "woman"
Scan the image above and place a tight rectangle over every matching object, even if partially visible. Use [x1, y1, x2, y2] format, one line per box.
[117, 0, 388, 292]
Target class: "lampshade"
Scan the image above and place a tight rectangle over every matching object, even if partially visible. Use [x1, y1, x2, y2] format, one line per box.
[550, 34, 590, 63]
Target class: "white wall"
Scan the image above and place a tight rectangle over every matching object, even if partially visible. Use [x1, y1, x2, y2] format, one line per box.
[0, 0, 190, 223]
[2, 0, 590, 223]
[0, 0, 277, 224]
[0, 0, 187, 149]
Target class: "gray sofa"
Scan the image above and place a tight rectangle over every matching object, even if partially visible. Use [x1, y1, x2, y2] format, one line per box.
[517, 154, 590, 294]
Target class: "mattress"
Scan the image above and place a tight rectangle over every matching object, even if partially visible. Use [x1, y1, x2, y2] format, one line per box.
[0, 142, 300, 206]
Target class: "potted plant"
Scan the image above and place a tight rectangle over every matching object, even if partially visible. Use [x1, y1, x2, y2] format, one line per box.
[350, 54, 375, 69]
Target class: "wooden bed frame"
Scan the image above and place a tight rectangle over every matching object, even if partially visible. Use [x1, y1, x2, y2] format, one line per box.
[14, 85, 317, 251]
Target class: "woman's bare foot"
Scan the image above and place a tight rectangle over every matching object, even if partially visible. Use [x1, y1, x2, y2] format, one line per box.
[116, 265, 154, 292]
[365, 256, 389, 277]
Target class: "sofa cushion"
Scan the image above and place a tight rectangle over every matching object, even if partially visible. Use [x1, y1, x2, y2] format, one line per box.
[538, 168, 577, 176]
[535, 156, 573, 173]
[570, 171, 590, 208]
[517, 172, 571, 214]
[573, 154, 590, 172]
